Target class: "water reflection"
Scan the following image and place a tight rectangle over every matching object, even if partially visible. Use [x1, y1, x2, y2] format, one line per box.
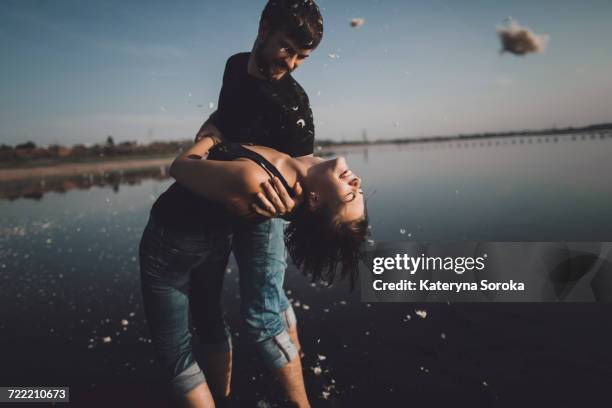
[0, 165, 170, 201]
[1, 132, 612, 404]
[1, 131, 610, 201]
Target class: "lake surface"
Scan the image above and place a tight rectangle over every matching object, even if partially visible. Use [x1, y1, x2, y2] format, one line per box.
[1, 134, 612, 407]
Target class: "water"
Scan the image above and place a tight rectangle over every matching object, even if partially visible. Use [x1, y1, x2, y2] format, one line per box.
[1, 134, 612, 406]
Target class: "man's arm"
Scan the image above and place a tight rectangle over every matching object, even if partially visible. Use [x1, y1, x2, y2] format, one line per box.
[194, 53, 239, 143]
[195, 111, 223, 143]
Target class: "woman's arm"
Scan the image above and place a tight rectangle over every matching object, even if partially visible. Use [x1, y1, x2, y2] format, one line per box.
[171, 136, 303, 218]
[169, 136, 251, 212]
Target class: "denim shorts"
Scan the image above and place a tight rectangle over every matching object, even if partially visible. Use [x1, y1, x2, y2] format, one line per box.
[139, 215, 298, 395]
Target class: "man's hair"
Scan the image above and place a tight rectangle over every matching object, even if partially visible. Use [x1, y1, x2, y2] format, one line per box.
[285, 202, 369, 290]
[260, 0, 324, 49]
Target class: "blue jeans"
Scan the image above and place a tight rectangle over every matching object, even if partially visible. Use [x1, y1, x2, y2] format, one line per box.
[139, 215, 297, 395]
[232, 218, 298, 368]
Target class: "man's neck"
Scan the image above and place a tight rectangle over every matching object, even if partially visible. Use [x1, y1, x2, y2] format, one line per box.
[247, 52, 265, 80]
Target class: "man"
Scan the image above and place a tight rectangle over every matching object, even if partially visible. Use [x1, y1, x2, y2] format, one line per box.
[190, 1, 323, 406]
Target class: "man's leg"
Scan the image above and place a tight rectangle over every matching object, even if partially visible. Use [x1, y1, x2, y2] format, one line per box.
[233, 219, 310, 407]
[189, 231, 233, 402]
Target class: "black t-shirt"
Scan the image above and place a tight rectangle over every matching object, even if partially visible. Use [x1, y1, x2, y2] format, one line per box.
[213, 52, 314, 157]
[151, 52, 314, 231]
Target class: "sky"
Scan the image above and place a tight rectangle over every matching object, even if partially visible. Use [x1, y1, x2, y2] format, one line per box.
[1, 0, 612, 146]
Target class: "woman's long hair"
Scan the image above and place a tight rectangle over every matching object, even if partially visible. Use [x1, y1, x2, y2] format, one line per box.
[285, 202, 368, 290]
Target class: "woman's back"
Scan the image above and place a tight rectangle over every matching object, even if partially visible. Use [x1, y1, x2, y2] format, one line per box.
[151, 143, 293, 232]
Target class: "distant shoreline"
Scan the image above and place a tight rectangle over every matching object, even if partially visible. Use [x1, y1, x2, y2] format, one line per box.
[0, 156, 174, 182]
[320, 123, 612, 147]
[1, 123, 611, 181]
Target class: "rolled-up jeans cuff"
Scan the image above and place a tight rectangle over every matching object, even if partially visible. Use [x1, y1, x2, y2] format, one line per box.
[255, 330, 299, 370]
[282, 304, 297, 329]
[171, 361, 206, 395]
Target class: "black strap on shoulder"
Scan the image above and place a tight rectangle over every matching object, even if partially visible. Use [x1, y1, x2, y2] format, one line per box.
[225, 144, 295, 198]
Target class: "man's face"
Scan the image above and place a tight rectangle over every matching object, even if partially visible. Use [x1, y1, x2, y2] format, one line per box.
[255, 29, 313, 81]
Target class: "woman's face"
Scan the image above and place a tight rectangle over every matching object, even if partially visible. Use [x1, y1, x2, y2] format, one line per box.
[307, 157, 365, 223]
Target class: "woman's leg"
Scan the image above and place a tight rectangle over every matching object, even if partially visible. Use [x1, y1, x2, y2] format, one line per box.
[189, 236, 233, 401]
[139, 217, 215, 407]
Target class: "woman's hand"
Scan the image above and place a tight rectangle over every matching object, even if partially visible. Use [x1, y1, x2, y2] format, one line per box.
[251, 177, 303, 218]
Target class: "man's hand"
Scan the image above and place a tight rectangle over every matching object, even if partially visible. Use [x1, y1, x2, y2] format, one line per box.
[252, 177, 304, 218]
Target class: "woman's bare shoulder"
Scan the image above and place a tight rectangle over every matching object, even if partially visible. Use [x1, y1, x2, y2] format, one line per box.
[231, 159, 268, 190]
[221, 160, 269, 215]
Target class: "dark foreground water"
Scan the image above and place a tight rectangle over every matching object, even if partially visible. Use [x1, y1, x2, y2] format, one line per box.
[1, 134, 612, 407]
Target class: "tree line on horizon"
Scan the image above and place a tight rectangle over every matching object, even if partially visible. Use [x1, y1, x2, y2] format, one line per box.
[2, 123, 610, 166]
[0, 136, 189, 166]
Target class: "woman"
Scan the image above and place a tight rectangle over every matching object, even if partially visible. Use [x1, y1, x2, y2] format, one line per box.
[140, 134, 368, 406]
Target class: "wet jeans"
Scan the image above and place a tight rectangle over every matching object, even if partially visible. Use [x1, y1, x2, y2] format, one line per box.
[139, 215, 298, 395]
